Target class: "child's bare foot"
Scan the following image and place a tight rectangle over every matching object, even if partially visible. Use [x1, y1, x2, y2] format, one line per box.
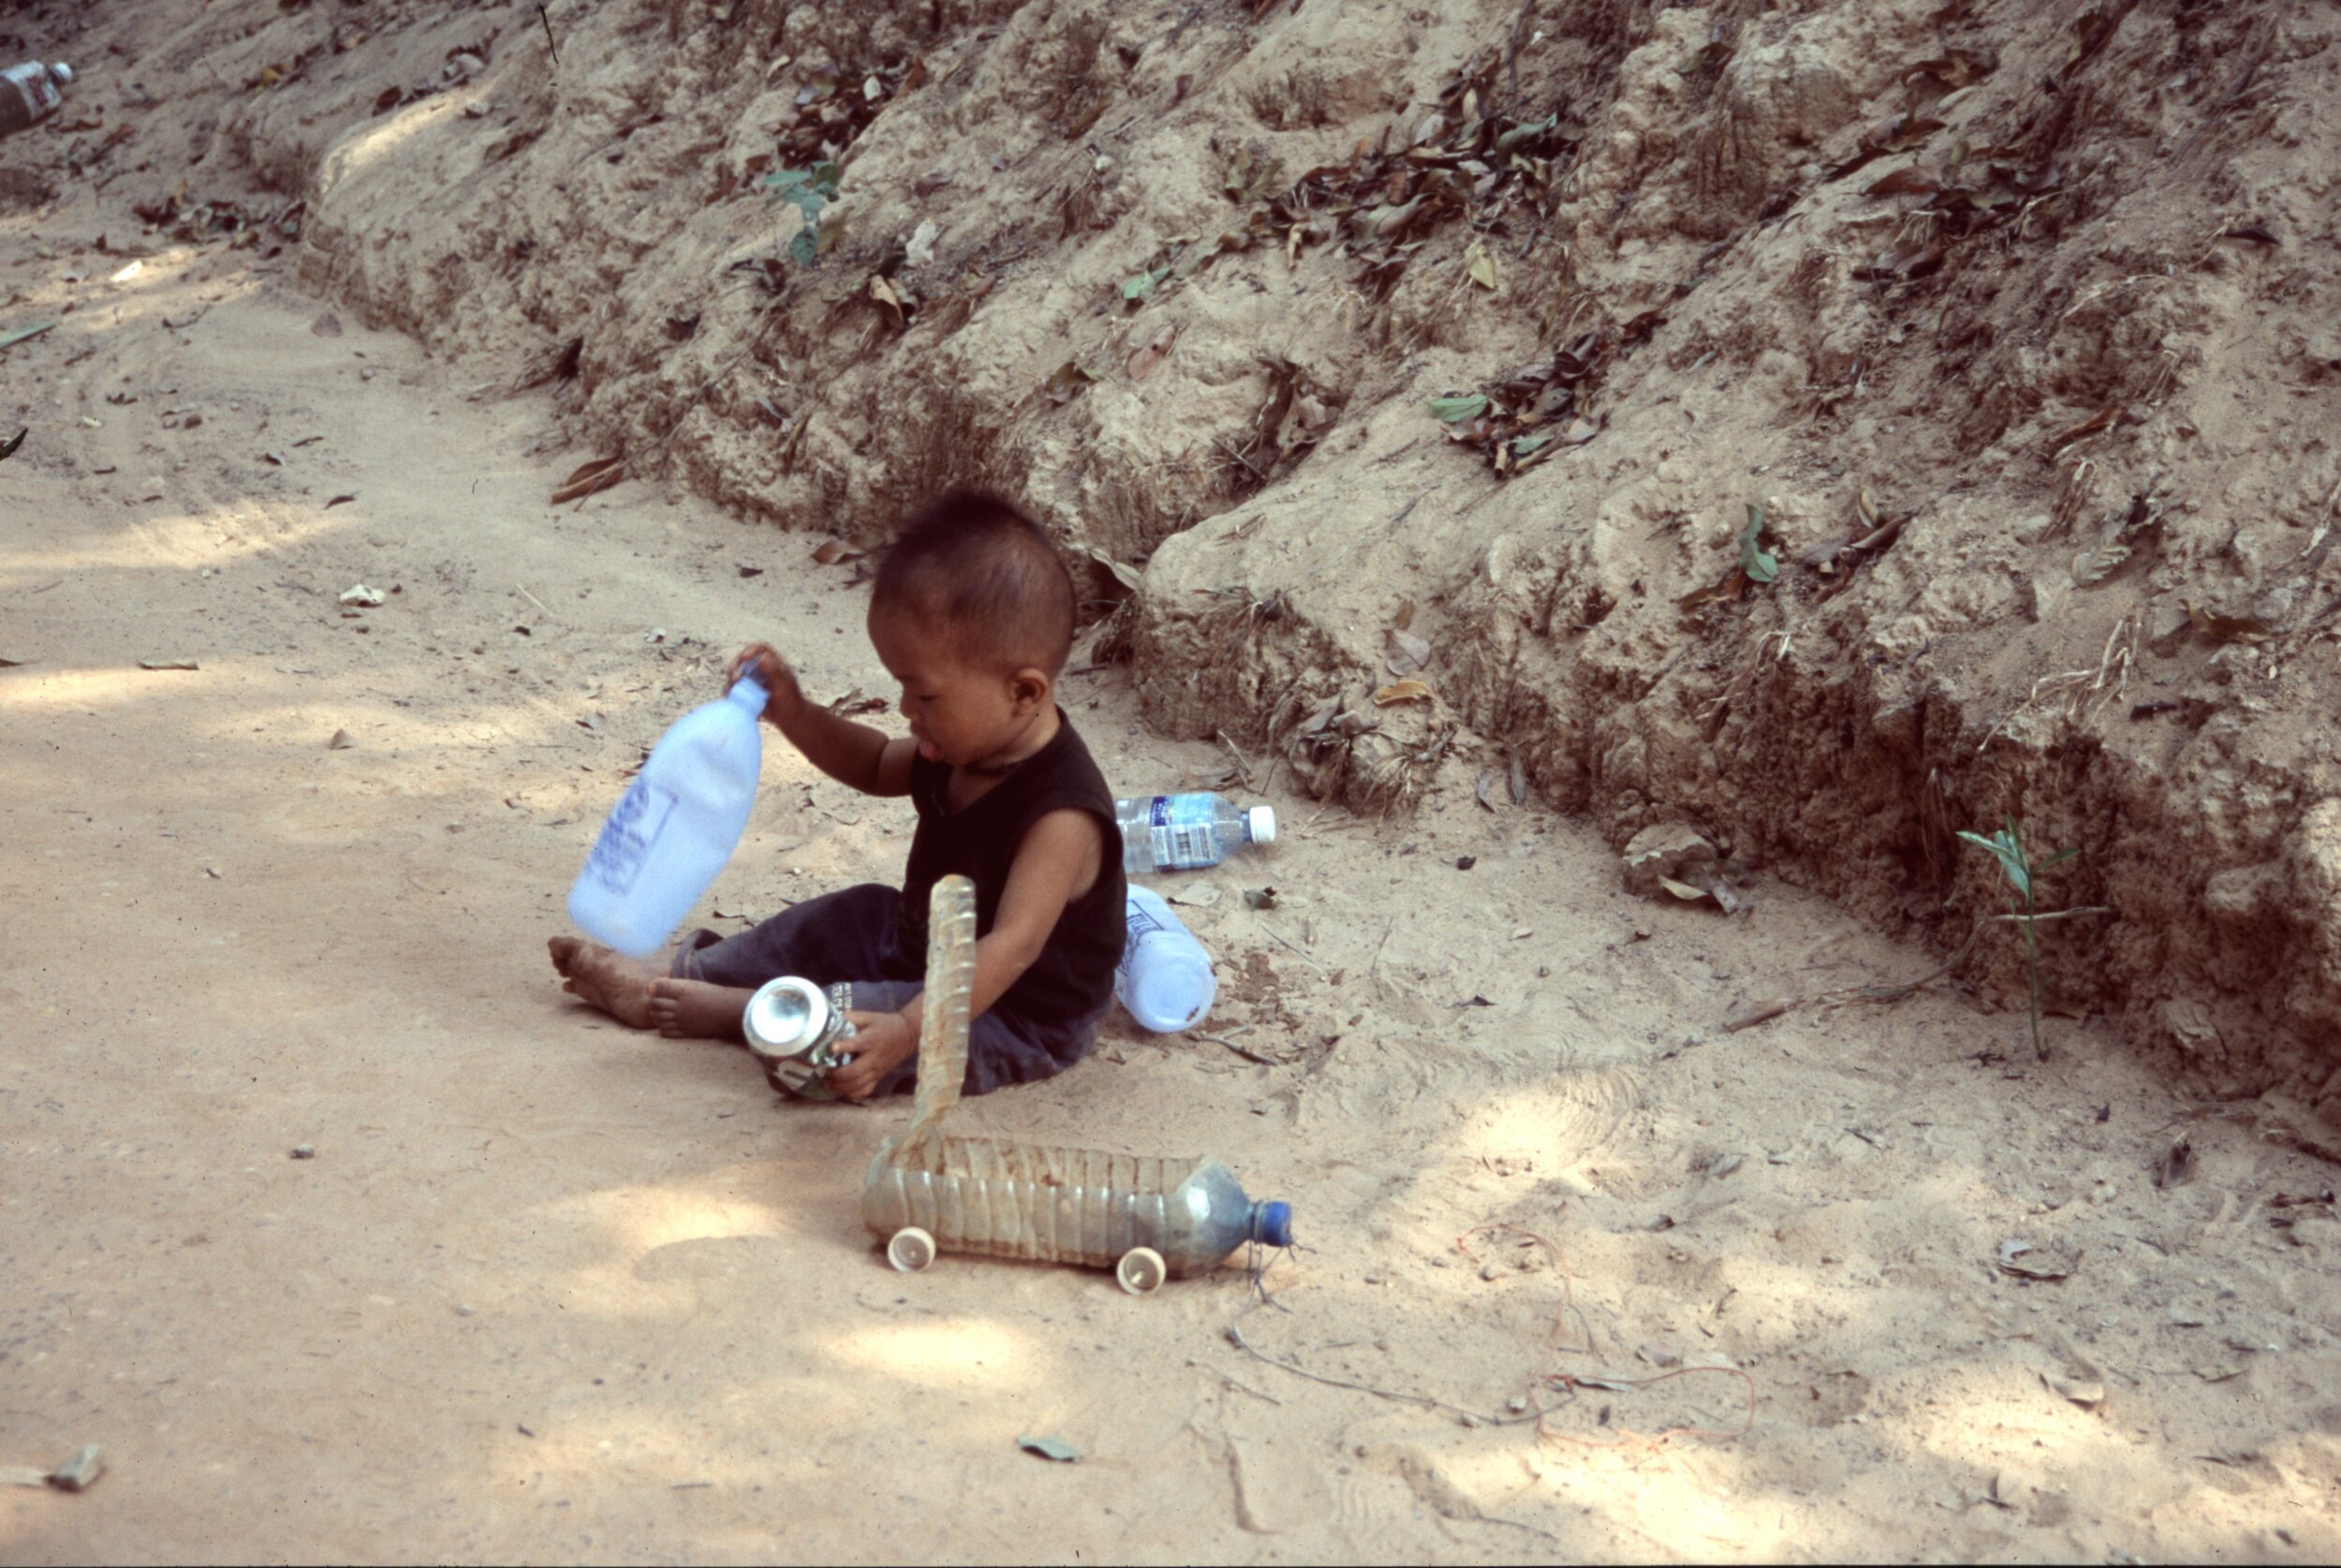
[647, 977, 754, 1040]
[547, 936, 659, 1028]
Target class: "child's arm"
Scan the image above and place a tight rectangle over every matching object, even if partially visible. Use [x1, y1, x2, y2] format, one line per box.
[729, 642, 915, 798]
[828, 807, 1103, 1100]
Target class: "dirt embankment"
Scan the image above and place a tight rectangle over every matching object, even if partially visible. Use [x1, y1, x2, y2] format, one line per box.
[45, 0, 2341, 1123]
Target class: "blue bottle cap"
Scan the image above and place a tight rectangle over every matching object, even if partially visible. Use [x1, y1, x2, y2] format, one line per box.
[1251, 1200, 1293, 1249]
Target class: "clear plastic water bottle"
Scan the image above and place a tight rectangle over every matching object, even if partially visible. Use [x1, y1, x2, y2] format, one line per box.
[0, 62, 71, 138]
[860, 874, 1293, 1293]
[862, 1137, 1294, 1285]
[567, 676, 767, 957]
[1117, 885, 1215, 1033]
[1113, 793, 1275, 874]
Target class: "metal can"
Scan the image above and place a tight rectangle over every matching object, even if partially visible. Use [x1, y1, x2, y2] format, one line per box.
[742, 976, 858, 1100]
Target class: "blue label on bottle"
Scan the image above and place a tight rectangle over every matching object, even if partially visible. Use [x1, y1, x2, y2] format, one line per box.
[583, 776, 677, 897]
[1121, 900, 1166, 970]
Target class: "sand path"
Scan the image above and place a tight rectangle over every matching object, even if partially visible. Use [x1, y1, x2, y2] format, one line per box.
[2, 169, 2337, 1564]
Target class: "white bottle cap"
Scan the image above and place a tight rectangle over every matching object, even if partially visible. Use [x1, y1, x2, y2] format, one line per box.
[1246, 805, 1276, 845]
[49, 63, 72, 85]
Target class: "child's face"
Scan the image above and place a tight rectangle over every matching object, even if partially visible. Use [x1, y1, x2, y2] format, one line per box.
[867, 607, 1044, 768]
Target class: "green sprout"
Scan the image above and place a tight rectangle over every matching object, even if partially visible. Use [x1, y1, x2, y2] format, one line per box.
[1957, 815, 2080, 1061]
[763, 162, 842, 266]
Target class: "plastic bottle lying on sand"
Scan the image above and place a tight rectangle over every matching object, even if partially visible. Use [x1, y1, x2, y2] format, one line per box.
[862, 1137, 1293, 1288]
[1116, 885, 1215, 1033]
[1113, 792, 1275, 874]
[0, 63, 71, 138]
[567, 676, 767, 958]
[858, 874, 1292, 1293]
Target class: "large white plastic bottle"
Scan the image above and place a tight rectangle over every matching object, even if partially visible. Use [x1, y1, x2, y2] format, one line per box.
[1116, 885, 1215, 1033]
[567, 676, 767, 957]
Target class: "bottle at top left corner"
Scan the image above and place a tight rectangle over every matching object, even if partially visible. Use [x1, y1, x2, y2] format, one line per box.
[567, 676, 768, 958]
[0, 62, 71, 139]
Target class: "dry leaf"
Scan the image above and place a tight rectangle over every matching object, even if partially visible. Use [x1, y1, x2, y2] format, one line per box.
[2071, 536, 2130, 586]
[139, 658, 199, 671]
[324, 493, 359, 509]
[2045, 406, 2115, 453]
[1085, 547, 1144, 593]
[338, 583, 385, 608]
[1126, 324, 1177, 382]
[1681, 571, 1749, 609]
[1042, 360, 1096, 404]
[1373, 679, 1431, 706]
[2153, 1136, 2196, 1190]
[1866, 167, 1943, 198]
[328, 728, 352, 750]
[1994, 1238, 2074, 1282]
[309, 311, 343, 337]
[868, 273, 906, 327]
[811, 539, 864, 565]
[1464, 238, 1497, 289]
[2184, 602, 2273, 644]
[1384, 627, 1431, 673]
[550, 455, 626, 506]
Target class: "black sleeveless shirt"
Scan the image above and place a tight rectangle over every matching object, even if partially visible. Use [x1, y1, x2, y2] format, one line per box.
[899, 711, 1126, 1029]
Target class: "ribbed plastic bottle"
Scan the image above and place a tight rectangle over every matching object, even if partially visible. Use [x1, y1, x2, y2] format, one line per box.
[1113, 792, 1275, 873]
[861, 1138, 1292, 1280]
[0, 62, 71, 138]
[1116, 885, 1215, 1033]
[860, 874, 1292, 1290]
[567, 675, 767, 957]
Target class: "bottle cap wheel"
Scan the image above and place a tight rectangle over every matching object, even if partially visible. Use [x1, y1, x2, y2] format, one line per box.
[50, 63, 72, 85]
[1247, 805, 1276, 844]
[1254, 1201, 1293, 1249]
[887, 1227, 935, 1272]
[1115, 1247, 1166, 1295]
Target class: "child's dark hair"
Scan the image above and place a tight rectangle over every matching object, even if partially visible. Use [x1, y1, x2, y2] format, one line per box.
[871, 489, 1077, 674]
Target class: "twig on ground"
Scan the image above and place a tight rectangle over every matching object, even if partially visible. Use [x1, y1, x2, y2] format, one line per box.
[1216, 728, 1256, 789]
[1198, 1029, 1274, 1065]
[1258, 921, 1329, 973]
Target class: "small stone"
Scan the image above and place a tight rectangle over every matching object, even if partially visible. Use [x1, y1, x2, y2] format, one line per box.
[455, 1304, 476, 1317]
[48, 1444, 102, 1492]
[290, 1144, 316, 1160]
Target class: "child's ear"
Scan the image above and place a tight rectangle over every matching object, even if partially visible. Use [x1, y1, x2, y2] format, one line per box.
[1009, 667, 1052, 713]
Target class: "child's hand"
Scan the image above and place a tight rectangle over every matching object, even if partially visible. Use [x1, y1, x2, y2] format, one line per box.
[830, 1010, 917, 1101]
[726, 642, 803, 725]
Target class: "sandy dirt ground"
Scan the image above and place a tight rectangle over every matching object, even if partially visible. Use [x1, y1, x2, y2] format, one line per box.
[5, 75, 2341, 1568]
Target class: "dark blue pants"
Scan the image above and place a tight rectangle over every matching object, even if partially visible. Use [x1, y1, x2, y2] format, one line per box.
[669, 883, 1102, 1097]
